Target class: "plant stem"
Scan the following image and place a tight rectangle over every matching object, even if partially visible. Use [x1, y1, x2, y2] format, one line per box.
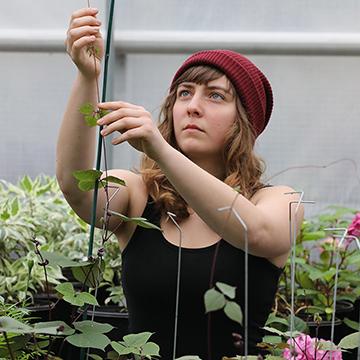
[3, 331, 15, 360]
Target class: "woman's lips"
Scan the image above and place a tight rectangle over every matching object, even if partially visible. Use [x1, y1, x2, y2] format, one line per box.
[184, 124, 203, 131]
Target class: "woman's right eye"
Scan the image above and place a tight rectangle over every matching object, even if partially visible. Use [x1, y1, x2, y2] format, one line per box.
[178, 89, 190, 97]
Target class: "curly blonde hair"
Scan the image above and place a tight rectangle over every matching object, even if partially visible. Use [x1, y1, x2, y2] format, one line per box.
[139, 65, 266, 220]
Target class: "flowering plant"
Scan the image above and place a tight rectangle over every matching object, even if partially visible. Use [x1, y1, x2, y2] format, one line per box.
[276, 207, 360, 320]
[283, 333, 342, 360]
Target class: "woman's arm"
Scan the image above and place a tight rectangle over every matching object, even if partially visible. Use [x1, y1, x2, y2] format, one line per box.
[155, 147, 303, 258]
[56, 8, 132, 229]
[97, 101, 304, 258]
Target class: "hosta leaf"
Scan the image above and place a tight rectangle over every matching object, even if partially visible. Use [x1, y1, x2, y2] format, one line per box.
[204, 288, 226, 313]
[10, 198, 19, 216]
[224, 301, 243, 325]
[338, 331, 360, 349]
[33, 321, 74, 336]
[66, 333, 110, 350]
[216, 282, 236, 299]
[74, 320, 113, 334]
[123, 332, 153, 347]
[20, 175, 32, 192]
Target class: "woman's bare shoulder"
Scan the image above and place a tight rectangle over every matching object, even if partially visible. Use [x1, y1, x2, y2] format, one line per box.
[107, 169, 148, 207]
[250, 184, 297, 205]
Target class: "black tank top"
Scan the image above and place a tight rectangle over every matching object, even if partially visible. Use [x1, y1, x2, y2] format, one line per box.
[121, 198, 282, 359]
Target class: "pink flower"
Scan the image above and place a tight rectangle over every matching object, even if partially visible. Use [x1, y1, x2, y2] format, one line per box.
[283, 334, 342, 360]
[348, 213, 360, 238]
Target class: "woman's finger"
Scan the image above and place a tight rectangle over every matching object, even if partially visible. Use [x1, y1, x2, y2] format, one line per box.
[98, 101, 144, 111]
[70, 16, 101, 30]
[101, 117, 145, 136]
[68, 26, 101, 43]
[70, 8, 99, 25]
[111, 127, 143, 145]
[98, 108, 145, 126]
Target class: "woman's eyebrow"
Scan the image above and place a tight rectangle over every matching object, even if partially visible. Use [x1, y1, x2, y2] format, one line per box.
[206, 85, 232, 94]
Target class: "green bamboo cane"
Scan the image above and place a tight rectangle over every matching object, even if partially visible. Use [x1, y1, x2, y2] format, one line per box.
[80, 1, 115, 359]
[88, 0, 116, 258]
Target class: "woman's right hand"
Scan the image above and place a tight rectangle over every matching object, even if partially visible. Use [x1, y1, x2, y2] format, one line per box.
[65, 8, 104, 79]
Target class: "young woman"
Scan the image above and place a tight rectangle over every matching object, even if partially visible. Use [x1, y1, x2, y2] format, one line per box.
[57, 7, 304, 359]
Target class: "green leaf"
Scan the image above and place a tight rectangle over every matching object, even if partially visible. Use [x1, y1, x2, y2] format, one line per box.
[88, 354, 103, 360]
[74, 320, 113, 334]
[72, 169, 103, 191]
[224, 301, 243, 325]
[110, 341, 135, 355]
[338, 331, 360, 349]
[262, 335, 283, 344]
[216, 282, 236, 299]
[302, 231, 326, 241]
[71, 258, 104, 288]
[175, 357, 202, 360]
[101, 175, 126, 187]
[262, 326, 286, 337]
[343, 317, 360, 331]
[33, 321, 74, 336]
[41, 251, 82, 268]
[63, 293, 84, 307]
[0, 316, 33, 334]
[141, 341, 160, 356]
[123, 332, 153, 347]
[10, 198, 19, 216]
[204, 288, 226, 313]
[20, 175, 33, 192]
[0, 209, 10, 221]
[265, 313, 289, 327]
[66, 333, 110, 350]
[84, 114, 98, 127]
[55, 282, 75, 296]
[77, 292, 99, 306]
[79, 103, 95, 115]
[290, 315, 308, 333]
[108, 210, 162, 231]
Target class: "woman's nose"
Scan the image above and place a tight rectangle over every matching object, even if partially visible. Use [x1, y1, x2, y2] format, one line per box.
[187, 93, 203, 117]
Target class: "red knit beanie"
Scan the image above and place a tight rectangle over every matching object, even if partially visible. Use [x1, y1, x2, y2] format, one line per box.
[170, 49, 273, 138]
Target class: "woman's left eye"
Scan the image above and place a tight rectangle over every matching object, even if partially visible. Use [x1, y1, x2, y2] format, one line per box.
[210, 92, 225, 100]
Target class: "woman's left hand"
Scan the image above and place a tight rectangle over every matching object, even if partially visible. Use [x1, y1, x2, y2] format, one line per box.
[97, 101, 168, 161]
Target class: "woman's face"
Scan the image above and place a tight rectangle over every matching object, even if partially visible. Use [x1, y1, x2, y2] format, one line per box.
[172, 75, 237, 162]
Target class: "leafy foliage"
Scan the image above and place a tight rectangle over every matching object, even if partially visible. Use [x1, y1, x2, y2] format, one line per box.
[79, 102, 110, 127]
[204, 282, 243, 325]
